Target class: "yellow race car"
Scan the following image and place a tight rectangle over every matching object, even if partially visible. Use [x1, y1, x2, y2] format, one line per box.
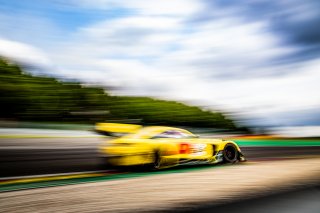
[98, 123, 245, 169]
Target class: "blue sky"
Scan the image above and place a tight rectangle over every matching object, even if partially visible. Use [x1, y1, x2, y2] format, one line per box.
[0, 0, 320, 127]
[0, 0, 126, 30]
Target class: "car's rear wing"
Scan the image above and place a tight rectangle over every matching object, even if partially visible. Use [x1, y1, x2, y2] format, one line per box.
[95, 122, 142, 136]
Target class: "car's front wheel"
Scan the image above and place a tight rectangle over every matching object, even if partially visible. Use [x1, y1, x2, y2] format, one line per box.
[223, 143, 238, 163]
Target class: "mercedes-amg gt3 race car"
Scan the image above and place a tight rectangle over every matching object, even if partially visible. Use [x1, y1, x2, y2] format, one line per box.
[97, 123, 245, 169]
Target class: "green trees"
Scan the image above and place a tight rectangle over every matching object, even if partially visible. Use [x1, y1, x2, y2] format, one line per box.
[106, 96, 236, 129]
[0, 58, 239, 130]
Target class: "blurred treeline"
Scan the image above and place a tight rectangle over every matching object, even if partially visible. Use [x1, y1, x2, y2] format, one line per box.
[0, 58, 244, 131]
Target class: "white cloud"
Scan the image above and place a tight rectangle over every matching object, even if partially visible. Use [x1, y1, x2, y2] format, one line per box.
[0, 38, 51, 67]
[56, 11, 319, 126]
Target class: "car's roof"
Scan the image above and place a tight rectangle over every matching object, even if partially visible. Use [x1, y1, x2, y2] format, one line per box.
[124, 126, 195, 139]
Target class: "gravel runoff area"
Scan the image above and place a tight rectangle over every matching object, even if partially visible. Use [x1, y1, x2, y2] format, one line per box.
[1, 158, 320, 213]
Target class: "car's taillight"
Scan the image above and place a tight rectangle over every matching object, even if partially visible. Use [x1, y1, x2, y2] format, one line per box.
[179, 143, 190, 154]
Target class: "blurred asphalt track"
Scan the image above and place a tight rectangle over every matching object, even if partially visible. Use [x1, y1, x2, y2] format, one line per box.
[1, 136, 320, 177]
[184, 183, 320, 213]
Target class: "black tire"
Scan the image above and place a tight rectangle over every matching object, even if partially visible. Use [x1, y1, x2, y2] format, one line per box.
[152, 151, 162, 170]
[223, 143, 238, 163]
[98, 156, 114, 170]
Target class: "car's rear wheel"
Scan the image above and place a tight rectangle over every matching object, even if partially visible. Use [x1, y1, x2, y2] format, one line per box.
[151, 150, 179, 170]
[153, 151, 162, 170]
[98, 156, 115, 170]
[223, 143, 238, 163]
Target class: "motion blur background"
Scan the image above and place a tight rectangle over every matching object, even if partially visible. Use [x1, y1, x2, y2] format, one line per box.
[0, 0, 320, 135]
[1, 3, 320, 213]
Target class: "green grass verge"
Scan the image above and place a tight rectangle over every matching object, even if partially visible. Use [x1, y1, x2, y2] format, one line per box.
[234, 139, 320, 147]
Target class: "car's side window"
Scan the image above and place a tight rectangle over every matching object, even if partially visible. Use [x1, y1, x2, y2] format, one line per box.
[152, 130, 190, 139]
